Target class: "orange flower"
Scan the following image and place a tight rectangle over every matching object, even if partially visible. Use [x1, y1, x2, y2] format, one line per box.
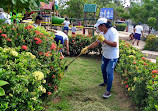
[141, 57, 145, 59]
[44, 53, 49, 57]
[47, 92, 51, 95]
[151, 70, 157, 74]
[60, 56, 64, 59]
[52, 75, 55, 78]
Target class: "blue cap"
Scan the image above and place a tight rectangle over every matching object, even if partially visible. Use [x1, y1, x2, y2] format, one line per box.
[139, 22, 141, 25]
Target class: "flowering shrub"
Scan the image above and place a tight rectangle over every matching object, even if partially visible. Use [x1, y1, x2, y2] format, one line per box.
[144, 34, 158, 51]
[0, 47, 46, 110]
[0, 24, 65, 110]
[115, 40, 158, 110]
[65, 34, 102, 56]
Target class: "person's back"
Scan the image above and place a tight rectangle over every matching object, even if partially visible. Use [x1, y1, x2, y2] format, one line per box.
[71, 25, 76, 34]
[135, 25, 143, 34]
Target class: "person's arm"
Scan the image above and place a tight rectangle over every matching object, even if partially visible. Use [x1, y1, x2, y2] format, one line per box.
[65, 40, 70, 55]
[46, 28, 57, 33]
[133, 28, 136, 34]
[141, 31, 143, 37]
[103, 40, 117, 47]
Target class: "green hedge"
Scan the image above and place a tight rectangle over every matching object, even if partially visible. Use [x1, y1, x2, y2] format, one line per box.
[116, 23, 127, 31]
[144, 34, 158, 51]
[64, 34, 102, 56]
[0, 24, 65, 110]
[116, 40, 158, 110]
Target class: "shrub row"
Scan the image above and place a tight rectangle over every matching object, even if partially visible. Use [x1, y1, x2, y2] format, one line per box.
[0, 24, 65, 110]
[116, 40, 158, 111]
[144, 34, 158, 51]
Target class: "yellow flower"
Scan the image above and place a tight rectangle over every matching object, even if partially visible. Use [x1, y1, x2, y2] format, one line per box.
[42, 80, 46, 83]
[3, 47, 11, 52]
[10, 50, 18, 57]
[38, 85, 46, 93]
[128, 87, 131, 91]
[9, 93, 13, 97]
[26, 52, 36, 59]
[30, 92, 36, 96]
[32, 71, 44, 81]
[30, 97, 37, 101]
[133, 77, 137, 82]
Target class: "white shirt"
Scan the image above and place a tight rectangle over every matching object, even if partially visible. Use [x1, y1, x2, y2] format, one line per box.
[135, 25, 143, 34]
[0, 12, 11, 24]
[55, 0, 58, 5]
[98, 27, 119, 59]
[55, 31, 68, 41]
[63, 20, 70, 27]
[71, 27, 76, 33]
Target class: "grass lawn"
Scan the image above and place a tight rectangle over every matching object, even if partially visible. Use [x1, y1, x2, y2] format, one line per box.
[46, 55, 137, 111]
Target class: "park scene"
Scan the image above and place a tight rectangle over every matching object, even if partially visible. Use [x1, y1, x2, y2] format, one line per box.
[0, 0, 158, 111]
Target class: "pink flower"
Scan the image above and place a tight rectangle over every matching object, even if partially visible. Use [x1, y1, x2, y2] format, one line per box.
[21, 45, 27, 50]
[0, 30, 2, 33]
[6, 38, 11, 41]
[1, 34, 7, 38]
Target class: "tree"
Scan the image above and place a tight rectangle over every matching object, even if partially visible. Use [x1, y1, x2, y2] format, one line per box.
[0, 0, 49, 13]
[129, 0, 158, 31]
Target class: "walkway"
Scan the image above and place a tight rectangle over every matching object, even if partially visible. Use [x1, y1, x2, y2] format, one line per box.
[118, 31, 157, 63]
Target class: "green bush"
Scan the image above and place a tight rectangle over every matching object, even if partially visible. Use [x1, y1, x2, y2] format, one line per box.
[115, 23, 127, 31]
[0, 24, 65, 110]
[0, 47, 45, 111]
[65, 34, 102, 56]
[144, 34, 158, 51]
[116, 40, 158, 110]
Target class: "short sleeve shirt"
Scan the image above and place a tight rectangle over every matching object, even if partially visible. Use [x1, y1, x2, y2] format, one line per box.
[135, 25, 143, 34]
[63, 20, 70, 27]
[55, 31, 68, 41]
[98, 27, 119, 59]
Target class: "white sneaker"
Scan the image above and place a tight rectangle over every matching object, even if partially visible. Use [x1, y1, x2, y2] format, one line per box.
[102, 92, 111, 98]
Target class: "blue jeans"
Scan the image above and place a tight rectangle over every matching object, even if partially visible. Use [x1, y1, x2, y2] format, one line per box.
[101, 56, 118, 92]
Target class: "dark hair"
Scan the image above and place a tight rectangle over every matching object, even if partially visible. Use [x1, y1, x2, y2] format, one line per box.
[100, 21, 112, 28]
[36, 16, 43, 21]
[65, 18, 68, 20]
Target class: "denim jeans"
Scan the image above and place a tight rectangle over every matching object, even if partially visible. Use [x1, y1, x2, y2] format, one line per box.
[101, 56, 118, 92]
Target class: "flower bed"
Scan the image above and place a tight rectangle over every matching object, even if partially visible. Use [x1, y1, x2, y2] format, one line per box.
[0, 24, 65, 110]
[116, 40, 158, 110]
[65, 34, 102, 56]
[144, 34, 158, 51]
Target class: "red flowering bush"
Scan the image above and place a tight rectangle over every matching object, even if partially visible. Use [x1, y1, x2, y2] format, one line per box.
[144, 34, 158, 51]
[0, 24, 65, 110]
[116, 40, 158, 110]
[65, 34, 101, 56]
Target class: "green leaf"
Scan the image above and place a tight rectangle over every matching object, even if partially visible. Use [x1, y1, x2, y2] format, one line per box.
[0, 87, 5, 96]
[0, 80, 9, 87]
[12, 0, 17, 4]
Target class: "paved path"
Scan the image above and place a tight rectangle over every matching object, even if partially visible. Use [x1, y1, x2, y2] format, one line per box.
[118, 31, 157, 63]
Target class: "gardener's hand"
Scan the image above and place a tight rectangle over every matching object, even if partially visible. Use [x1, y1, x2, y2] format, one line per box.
[81, 47, 88, 54]
[97, 34, 105, 42]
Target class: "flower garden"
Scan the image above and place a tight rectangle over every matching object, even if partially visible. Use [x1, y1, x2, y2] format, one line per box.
[0, 23, 157, 111]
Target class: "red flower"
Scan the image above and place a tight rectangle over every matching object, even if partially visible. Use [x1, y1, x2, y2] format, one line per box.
[126, 77, 128, 80]
[28, 26, 33, 29]
[47, 92, 51, 95]
[52, 75, 55, 78]
[141, 57, 145, 60]
[40, 33, 44, 35]
[44, 53, 49, 57]
[50, 42, 56, 50]
[54, 86, 57, 89]
[47, 51, 51, 53]
[73, 42, 75, 44]
[124, 81, 127, 84]
[25, 26, 30, 30]
[35, 39, 42, 44]
[6, 38, 11, 41]
[60, 56, 64, 59]
[1, 34, 7, 38]
[133, 62, 136, 64]
[48, 83, 52, 86]
[38, 52, 42, 55]
[21, 45, 27, 50]
[51, 67, 54, 69]
[59, 78, 61, 81]
[143, 63, 147, 66]
[0, 30, 2, 33]
[151, 70, 157, 74]
[126, 85, 129, 88]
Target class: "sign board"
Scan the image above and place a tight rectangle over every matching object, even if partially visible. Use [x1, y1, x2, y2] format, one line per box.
[99, 8, 113, 19]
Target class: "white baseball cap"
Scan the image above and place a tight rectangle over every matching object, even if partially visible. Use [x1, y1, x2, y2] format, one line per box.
[94, 18, 107, 28]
